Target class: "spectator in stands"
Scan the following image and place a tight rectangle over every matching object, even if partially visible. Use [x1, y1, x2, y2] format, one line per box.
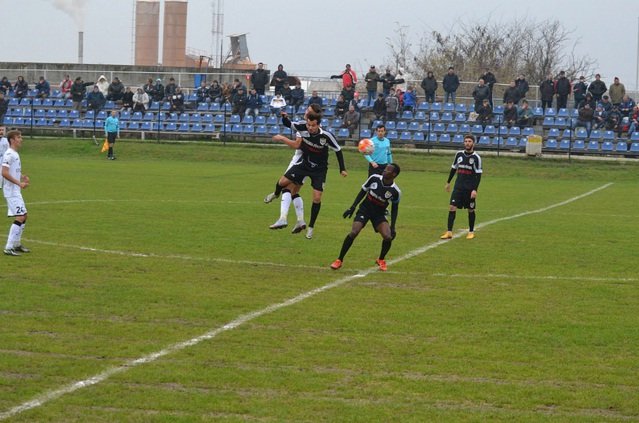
[502, 80, 521, 105]
[308, 90, 323, 109]
[195, 80, 209, 103]
[269, 92, 286, 115]
[168, 87, 185, 115]
[373, 93, 386, 121]
[153, 78, 165, 102]
[164, 77, 177, 101]
[577, 103, 594, 135]
[517, 100, 534, 128]
[245, 88, 262, 118]
[442, 67, 460, 104]
[555, 71, 571, 110]
[231, 78, 245, 97]
[479, 68, 497, 107]
[599, 95, 612, 114]
[0, 93, 7, 124]
[472, 78, 490, 113]
[341, 104, 360, 137]
[420, 71, 437, 103]
[271, 64, 287, 94]
[221, 82, 233, 105]
[143, 78, 156, 100]
[250, 62, 269, 96]
[280, 81, 292, 105]
[107, 77, 125, 102]
[364, 65, 380, 105]
[394, 88, 404, 110]
[572, 75, 588, 109]
[60, 75, 73, 100]
[539, 74, 555, 110]
[608, 77, 625, 107]
[578, 92, 596, 110]
[132, 87, 149, 112]
[477, 98, 493, 129]
[335, 94, 348, 118]
[627, 105, 639, 137]
[515, 74, 529, 99]
[588, 73, 607, 102]
[96, 75, 109, 97]
[593, 104, 607, 129]
[231, 86, 247, 116]
[121, 87, 134, 112]
[86, 85, 106, 113]
[619, 95, 635, 118]
[35, 76, 50, 99]
[607, 105, 622, 135]
[340, 83, 356, 106]
[402, 86, 417, 112]
[290, 82, 304, 113]
[13, 76, 29, 99]
[331, 64, 357, 89]
[380, 69, 397, 98]
[208, 80, 222, 103]
[0, 77, 11, 96]
[503, 100, 518, 127]
[70, 76, 92, 112]
[385, 91, 399, 121]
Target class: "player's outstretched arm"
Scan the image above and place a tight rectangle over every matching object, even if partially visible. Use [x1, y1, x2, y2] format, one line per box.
[390, 202, 399, 239]
[272, 134, 301, 149]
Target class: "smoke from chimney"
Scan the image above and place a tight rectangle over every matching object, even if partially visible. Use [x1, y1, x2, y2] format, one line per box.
[53, 0, 86, 30]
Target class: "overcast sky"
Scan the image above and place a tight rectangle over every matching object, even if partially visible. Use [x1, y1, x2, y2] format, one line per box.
[0, 0, 637, 90]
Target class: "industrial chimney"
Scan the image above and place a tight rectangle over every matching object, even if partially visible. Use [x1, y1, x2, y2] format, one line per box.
[162, 0, 188, 67]
[134, 0, 160, 66]
[78, 31, 84, 64]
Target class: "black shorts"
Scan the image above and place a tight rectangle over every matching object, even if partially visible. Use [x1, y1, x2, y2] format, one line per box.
[450, 189, 476, 209]
[107, 132, 117, 143]
[368, 163, 387, 177]
[284, 163, 327, 192]
[354, 204, 388, 230]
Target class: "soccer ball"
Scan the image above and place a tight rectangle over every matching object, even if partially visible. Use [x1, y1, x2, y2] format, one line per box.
[358, 138, 374, 155]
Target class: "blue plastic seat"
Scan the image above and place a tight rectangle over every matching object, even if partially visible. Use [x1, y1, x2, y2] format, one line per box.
[615, 141, 628, 152]
[586, 140, 599, 151]
[483, 125, 496, 135]
[408, 121, 421, 132]
[214, 114, 225, 124]
[268, 125, 280, 134]
[459, 123, 470, 134]
[542, 116, 554, 128]
[601, 141, 614, 152]
[242, 124, 254, 134]
[331, 118, 343, 129]
[433, 123, 446, 133]
[178, 123, 190, 132]
[630, 132, 639, 142]
[255, 124, 267, 135]
[547, 128, 560, 138]
[602, 131, 615, 141]
[399, 131, 412, 141]
[493, 105, 504, 115]
[558, 139, 571, 149]
[441, 112, 453, 122]
[387, 130, 398, 140]
[554, 117, 567, 128]
[506, 137, 519, 147]
[400, 110, 413, 120]
[242, 115, 254, 124]
[384, 120, 395, 130]
[128, 121, 140, 130]
[414, 111, 426, 121]
[178, 113, 190, 123]
[229, 114, 241, 124]
[360, 129, 371, 138]
[396, 121, 408, 131]
[413, 131, 425, 142]
[164, 122, 177, 131]
[454, 113, 466, 123]
[478, 135, 491, 145]
[429, 112, 440, 121]
[439, 133, 451, 143]
[203, 123, 216, 132]
[630, 142, 639, 152]
[446, 123, 458, 134]
[471, 124, 483, 135]
[452, 134, 464, 143]
[417, 101, 429, 111]
[509, 127, 521, 136]
[430, 102, 442, 112]
[191, 123, 203, 132]
[545, 138, 558, 149]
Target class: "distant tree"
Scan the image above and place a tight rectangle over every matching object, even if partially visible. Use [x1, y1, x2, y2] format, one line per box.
[392, 18, 596, 86]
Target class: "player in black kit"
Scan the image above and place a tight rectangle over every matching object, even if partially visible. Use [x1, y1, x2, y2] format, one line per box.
[441, 134, 482, 240]
[330, 163, 401, 272]
[271, 111, 348, 239]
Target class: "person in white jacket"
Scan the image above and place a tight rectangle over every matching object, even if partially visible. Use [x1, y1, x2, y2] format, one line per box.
[96, 75, 109, 97]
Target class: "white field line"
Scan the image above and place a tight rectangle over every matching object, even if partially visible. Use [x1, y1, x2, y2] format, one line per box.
[22, 239, 327, 271]
[0, 182, 612, 420]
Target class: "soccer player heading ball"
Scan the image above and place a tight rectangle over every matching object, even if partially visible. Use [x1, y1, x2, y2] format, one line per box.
[441, 134, 482, 240]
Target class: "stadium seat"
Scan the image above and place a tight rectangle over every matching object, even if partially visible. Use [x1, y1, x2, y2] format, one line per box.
[519, 137, 528, 147]
[459, 123, 470, 134]
[615, 141, 628, 152]
[452, 134, 464, 143]
[586, 140, 599, 151]
[427, 132, 438, 143]
[601, 141, 614, 152]
[268, 125, 280, 134]
[178, 123, 190, 132]
[387, 130, 398, 140]
[210, 102, 221, 112]
[323, 107, 335, 117]
[396, 121, 408, 131]
[42, 99, 54, 108]
[433, 123, 446, 134]
[439, 133, 451, 143]
[493, 105, 504, 115]
[483, 125, 496, 135]
[417, 101, 429, 111]
[454, 112, 466, 123]
[590, 130, 602, 140]
[630, 142, 639, 152]
[414, 111, 426, 121]
[34, 109, 45, 118]
[430, 102, 442, 112]
[542, 117, 554, 128]
[533, 107, 544, 118]
[575, 128, 588, 139]
[545, 108, 556, 117]
[478, 135, 491, 145]
[401, 110, 413, 120]
[360, 129, 371, 138]
[509, 127, 521, 136]
[2, 116, 13, 125]
[140, 122, 153, 131]
[229, 114, 241, 124]
[446, 123, 458, 134]
[59, 118, 71, 127]
[331, 118, 343, 129]
[630, 132, 639, 142]
[131, 111, 142, 121]
[197, 102, 209, 111]
[492, 137, 504, 147]
[241, 115, 254, 124]
[558, 139, 571, 149]
[127, 121, 140, 130]
[441, 112, 453, 122]
[408, 121, 421, 132]
[143, 112, 155, 121]
[554, 117, 567, 128]
[442, 102, 454, 112]
[400, 131, 412, 141]
[68, 110, 80, 119]
[506, 137, 519, 147]
[178, 113, 189, 123]
[557, 108, 569, 118]
[547, 128, 560, 138]
[385, 121, 396, 130]
[242, 124, 254, 134]
[429, 112, 440, 121]
[544, 138, 558, 149]
[203, 123, 216, 132]
[602, 131, 615, 141]
[45, 109, 57, 119]
[191, 123, 203, 132]
[255, 124, 267, 135]
[165, 122, 177, 131]
[214, 114, 225, 124]
[471, 125, 483, 135]
[8, 98, 19, 107]
[413, 131, 425, 142]
[229, 123, 242, 133]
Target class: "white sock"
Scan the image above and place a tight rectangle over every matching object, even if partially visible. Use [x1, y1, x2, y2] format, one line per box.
[15, 223, 24, 247]
[293, 196, 304, 222]
[280, 191, 292, 220]
[6, 223, 21, 250]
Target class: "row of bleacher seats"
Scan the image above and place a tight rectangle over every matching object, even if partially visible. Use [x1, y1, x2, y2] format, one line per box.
[545, 139, 639, 153]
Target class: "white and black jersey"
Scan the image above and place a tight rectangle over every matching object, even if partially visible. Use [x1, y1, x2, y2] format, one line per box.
[450, 150, 482, 191]
[360, 174, 401, 213]
[297, 127, 345, 172]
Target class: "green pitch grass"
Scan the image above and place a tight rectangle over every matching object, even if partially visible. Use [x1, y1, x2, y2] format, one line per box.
[0, 138, 638, 422]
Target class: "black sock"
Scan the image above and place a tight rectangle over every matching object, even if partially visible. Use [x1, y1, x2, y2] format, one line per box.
[469, 211, 476, 232]
[309, 202, 321, 228]
[447, 211, 456, 231]
[274, 182, 283, 196]
[338, 234, 355, 260]
[108, 146, 113, 157]
[379, 239, 392, 260]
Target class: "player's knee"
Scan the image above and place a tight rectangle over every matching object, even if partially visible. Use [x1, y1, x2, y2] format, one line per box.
[381, 232, 393, 242]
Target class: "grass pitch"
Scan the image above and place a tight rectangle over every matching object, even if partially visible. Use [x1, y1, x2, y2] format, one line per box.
[0, 138, 638, 422]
